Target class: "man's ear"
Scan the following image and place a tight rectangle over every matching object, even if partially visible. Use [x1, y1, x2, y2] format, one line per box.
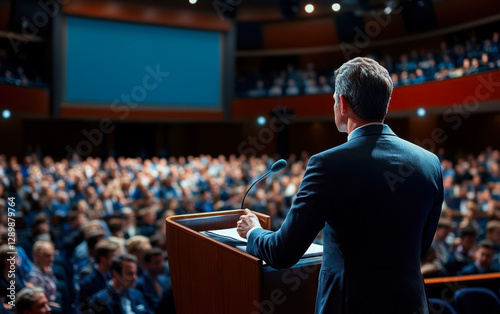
[339, 94, 349, 115]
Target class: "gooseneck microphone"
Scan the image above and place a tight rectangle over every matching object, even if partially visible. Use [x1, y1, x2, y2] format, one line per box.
[241, 159, 287, 209]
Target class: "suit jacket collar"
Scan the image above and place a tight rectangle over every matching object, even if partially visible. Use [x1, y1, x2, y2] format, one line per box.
[347, 124, 396, 142]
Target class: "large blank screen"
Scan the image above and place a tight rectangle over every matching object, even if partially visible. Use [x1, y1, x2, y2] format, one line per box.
[64, 17, 221, 107]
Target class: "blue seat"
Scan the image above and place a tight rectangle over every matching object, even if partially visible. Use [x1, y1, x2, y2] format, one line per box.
[429, 298, 457, 314]
[454, 287, 500, 314]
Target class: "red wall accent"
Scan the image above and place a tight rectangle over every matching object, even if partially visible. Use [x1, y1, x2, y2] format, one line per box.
[0, 85, 50, 116]
[62, 0, 231, 31]
[231, 70, 500, 119]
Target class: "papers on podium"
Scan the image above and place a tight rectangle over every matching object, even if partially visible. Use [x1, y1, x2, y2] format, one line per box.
[205, 227, 323, 263]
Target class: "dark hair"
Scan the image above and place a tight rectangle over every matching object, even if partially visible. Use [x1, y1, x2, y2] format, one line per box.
[15, 287, 45, 314]
[478, 239, 495, 250]
[87, 229, 106, 257]
[143, 248, 163, 263]
[460, 226, 477, 238]
[334, 57, 393, 121]
[95, 240, 119, 265]
[110, 253, 137, 275]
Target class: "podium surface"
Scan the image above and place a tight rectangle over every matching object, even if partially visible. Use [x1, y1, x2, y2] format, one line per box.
[166, 210, 322, 314]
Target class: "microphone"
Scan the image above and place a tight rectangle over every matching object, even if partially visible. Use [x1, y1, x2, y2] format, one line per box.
[241, 159, 287, 209]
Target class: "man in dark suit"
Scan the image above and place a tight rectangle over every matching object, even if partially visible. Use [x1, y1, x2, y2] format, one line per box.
[237, 57, 444, 314]
[89, 253, 150, 314]
[134, 248, 173, 312]
[76, 240, 119, 313]
[459, 240, 498, 275]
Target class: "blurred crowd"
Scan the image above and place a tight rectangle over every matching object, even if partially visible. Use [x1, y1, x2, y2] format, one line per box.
[423, 147, 500, 278]
[238, 31, 500, 98]
[0, 48, 46, 88]
[0, 146, 499, 312]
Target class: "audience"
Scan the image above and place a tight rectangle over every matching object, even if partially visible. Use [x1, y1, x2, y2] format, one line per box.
[1, 143, 499, 310]
[240, 31, 500, 97]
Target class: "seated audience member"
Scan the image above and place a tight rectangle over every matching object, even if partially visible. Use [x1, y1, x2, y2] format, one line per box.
[15, 287, 51, 314]
[485, 220, 500, 264]
[75, 229, 106, 281]
[248, 80, 267, 97]
[317, 75, 332, 93]
[138, 208, 157, 237]
[304, 78, 319, 94]
[412, 68, 426, 83]
[27, 241, 60, 310]
[194, 190, 214, 212]
[462, 58, 474, 75]
[77, 240, 120, 313]
[89, 253, 150, 314]
[122, 208, 138, 239]
[390, 73, 399, 87]
[459, 240, 498, 275]
[126, 236, 152, 277]
[478, 52, 495, 72]
[284, 78, 299, 96]
[135, 248, 172, 311]
[431, 218, 453, 265]
[469, 58, 480, 74]
[108, 218, 125, 238]
[445, 226, 477, 275]
[60, 212, 88, 260]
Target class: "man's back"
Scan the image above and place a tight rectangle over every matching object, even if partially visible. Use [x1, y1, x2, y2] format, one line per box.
[247, 125, 443, 314]
[318, 124, 443, 313]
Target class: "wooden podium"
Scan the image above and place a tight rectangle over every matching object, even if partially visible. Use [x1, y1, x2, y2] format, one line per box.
[166, 210, 322, 314]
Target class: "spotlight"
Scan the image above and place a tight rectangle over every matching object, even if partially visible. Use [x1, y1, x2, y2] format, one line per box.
[417, 108, 426, 117]
[332, 3, 341, 11]
[305, 4, 314, 13]
[257, 116, 266, 126]
[384, 6, 392, 14]
[189, 0, 197, 4]
[2, 109, 11, 119]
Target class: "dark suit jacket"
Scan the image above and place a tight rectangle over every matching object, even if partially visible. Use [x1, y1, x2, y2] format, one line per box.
[77, 267, 109, 313]
[89, 287, 150, 314]
[247, 124, 444, 314]
[135, 273, 171, 311]
[459, 262, 498, 276]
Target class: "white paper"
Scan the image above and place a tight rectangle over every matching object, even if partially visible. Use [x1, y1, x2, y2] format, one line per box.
[206, 227, 248, 242]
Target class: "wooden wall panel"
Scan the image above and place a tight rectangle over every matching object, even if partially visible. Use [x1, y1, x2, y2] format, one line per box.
[0, 85, 50, 116]
[262, 18, 338, 49]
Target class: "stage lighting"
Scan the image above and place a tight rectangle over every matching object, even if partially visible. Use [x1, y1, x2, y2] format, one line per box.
[305, 4, 314, 13]
[384, 7, 392, 14]
[257, 116, 266, 125]
[2, 110, 11, 119]
[189, 0, 197, 4]
[417, 108, 426, 117]
[332, 3, 341, 12]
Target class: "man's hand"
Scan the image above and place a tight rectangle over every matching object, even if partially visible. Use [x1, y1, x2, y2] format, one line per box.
[237, 209, 261, 239]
